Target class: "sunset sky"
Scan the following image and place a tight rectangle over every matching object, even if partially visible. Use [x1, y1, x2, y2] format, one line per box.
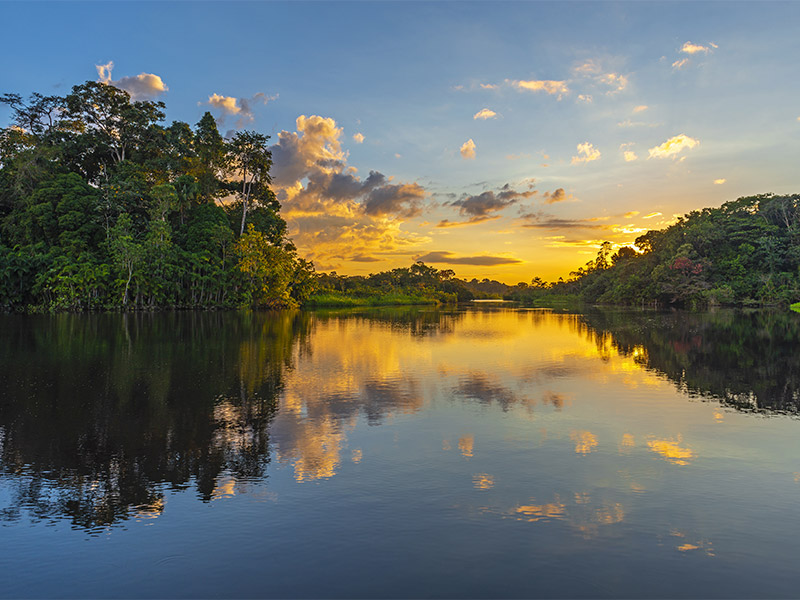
[3, 1, 799, 283]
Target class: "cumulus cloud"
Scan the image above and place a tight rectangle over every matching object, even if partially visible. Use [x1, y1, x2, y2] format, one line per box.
[672, 58, 690, 70]
[571, 142, 601, 164]
[509, 79, 569, 99]
[415, 251, 522, 266]
[353, 132, 365, 143]
[681, 41, 712, 54]
[205, 92, 275, 128]
[714, 178, 726, 185]
[439, 184, 537, 227]
[578, 94, 593, 103]
[543, 188, 572, 204]
[473, 108, 498, 120]
[460, 139, 477, 160]
[96, 61, 168, 100]
[267, 114, 430, 269]
[363, 182, 426, 218]
[648, 134, 699, 159]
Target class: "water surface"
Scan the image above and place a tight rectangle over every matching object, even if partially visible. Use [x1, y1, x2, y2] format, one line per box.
[1, 307, 799, 598]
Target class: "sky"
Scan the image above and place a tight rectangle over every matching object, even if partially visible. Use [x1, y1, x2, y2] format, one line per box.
[2, 1, 799, 283]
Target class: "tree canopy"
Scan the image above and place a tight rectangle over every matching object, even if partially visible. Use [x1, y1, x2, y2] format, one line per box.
[0, 80, 315, 311]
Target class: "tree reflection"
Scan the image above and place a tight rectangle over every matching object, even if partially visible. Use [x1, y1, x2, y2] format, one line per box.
[0, 311, 310, 528]
[579, 309, 800, 414]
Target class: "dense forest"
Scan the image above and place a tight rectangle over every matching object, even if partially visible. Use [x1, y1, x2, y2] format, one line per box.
[0, 82, 315, 311]
[512, 193, 800, 308]
[2, 82, 798, 312]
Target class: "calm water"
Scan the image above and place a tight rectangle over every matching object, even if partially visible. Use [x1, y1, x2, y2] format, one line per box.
[1, 307, 799, 598]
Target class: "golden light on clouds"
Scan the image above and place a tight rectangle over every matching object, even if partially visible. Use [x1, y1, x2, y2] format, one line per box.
[473, 108, 498, 120]
[672, 58, 689, 70]
[572, 142, 601, 164]
[633, 105, 648, 113]
[714, 178, 726, 185]
[681, 41, 713, 54]
[352, 132, 364, 143]
[642, 212, 662, 219]
[460, 138, 477, 160]
[96, 61, 168, 100]
[208, 93, 241, 114]
[510, 79, 569, 98]
[623, 150, 638, 162]
[648, 134, 699, 159]
[599, 72, 628, 93]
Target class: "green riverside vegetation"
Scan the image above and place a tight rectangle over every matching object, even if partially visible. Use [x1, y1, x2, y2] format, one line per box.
[510, 194, 800, 309]
[2, 81, 798, 311]
[0, 83, 315, 311]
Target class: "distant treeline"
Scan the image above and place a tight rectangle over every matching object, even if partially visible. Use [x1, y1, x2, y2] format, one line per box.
[0, 82, 315, 311]
[511, 194, 800, 308]
[309, 263, 515, 306]
[3, 83, 797, 312]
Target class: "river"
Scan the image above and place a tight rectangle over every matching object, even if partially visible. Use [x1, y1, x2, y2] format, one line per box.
[1, 307, 798, 598]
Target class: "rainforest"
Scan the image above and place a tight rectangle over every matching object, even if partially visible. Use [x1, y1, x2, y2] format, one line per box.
[1, 82, 798, 312]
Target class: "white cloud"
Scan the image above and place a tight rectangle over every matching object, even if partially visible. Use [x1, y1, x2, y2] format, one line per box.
[578, 94, 593, 103]
[473, 108, 498, 120]
[509, 79, 569, 99]
[353, 132, 365, 144]
[460, 139, 476, 160]
[623, 151, 638, 162]
[648, 134, 700, 159]
[95, 61, 168, 100]
[681, 41, 711, 54]
[571, 142, 601, 164]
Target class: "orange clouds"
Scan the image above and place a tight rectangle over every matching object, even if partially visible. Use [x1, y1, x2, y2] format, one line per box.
[269, 114, 430, 271]
[460, 138, 476, 159]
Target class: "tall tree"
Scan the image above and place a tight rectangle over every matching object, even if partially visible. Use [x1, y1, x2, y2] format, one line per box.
[227, 131, 272, 236]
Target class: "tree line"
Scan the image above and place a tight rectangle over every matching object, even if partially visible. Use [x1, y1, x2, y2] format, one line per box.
[511, 193, 800, 308]
[0, 82, 315, 311]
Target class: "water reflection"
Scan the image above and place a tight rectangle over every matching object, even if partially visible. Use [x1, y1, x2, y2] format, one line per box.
[0, 311, 309, 528]
[578, 308, 800, 414]
[1, 306, 798, 534]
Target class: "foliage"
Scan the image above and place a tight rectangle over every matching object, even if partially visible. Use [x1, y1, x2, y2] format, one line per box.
[0, 80, 314, 311]
[511, 193, 800, 308]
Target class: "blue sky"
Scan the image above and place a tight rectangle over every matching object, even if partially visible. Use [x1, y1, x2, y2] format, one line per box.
[3, 1, 799, 281]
